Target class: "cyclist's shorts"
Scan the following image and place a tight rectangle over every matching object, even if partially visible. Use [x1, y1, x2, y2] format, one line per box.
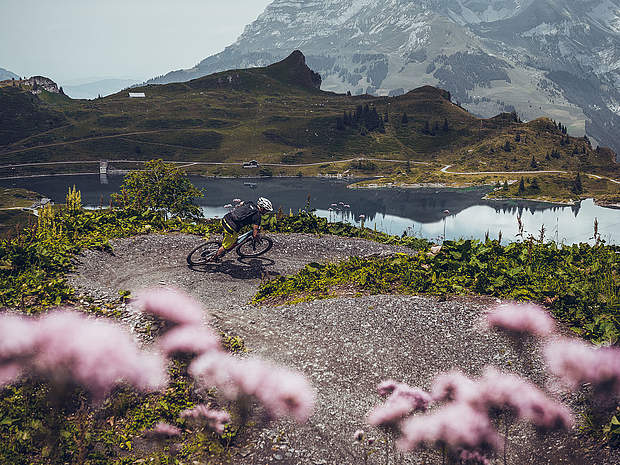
[221, 219, 238, 250]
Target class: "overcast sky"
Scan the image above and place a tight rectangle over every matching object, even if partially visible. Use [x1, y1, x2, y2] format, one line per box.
[0, 0, 273, 85]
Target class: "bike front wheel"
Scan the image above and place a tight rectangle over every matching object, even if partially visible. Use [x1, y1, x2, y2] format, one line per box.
[235, 237, 273, 258]
[187, 241, 221, 266]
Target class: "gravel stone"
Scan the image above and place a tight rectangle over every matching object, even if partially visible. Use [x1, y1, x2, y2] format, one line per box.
[69, 233, 618, 465]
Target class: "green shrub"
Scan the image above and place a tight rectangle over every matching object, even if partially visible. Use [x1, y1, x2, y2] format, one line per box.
[254, 238, 619, 344]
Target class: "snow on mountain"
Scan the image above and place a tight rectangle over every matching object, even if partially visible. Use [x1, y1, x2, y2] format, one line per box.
[146, 0, 620, 155]
[0, 68, 20, 81]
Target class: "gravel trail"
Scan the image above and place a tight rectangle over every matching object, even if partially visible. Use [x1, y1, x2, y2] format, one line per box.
[69, 233, 616, 465]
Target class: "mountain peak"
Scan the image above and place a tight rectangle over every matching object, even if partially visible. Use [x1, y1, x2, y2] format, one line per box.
[264, 50, 322, 90]
[144, 0, 619, 154]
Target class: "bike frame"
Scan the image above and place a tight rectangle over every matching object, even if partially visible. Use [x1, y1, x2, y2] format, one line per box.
[235, 229, 254, 247]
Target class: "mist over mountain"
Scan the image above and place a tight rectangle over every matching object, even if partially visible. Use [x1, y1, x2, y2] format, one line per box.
[0, 68, 20, 81]
[145, 0, 620, 156]
[62, 79, 137, 100]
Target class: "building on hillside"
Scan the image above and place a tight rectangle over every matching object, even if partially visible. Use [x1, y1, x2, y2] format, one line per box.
[128, 92, 145, 98]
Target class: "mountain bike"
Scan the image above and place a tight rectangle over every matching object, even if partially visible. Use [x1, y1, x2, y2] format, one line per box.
[186, 229, 273, 266]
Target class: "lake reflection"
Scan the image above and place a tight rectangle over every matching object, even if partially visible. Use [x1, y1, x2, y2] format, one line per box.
[1, 175, 618, 244]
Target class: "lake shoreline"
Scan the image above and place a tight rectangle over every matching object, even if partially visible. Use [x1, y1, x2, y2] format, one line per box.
[2, 175, 618, 244]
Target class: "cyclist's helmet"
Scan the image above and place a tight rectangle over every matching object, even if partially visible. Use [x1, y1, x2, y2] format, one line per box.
[257, 197, 273, 212]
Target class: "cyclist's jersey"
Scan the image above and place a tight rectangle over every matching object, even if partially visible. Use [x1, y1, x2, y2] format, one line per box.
[223, 201, 261, 232]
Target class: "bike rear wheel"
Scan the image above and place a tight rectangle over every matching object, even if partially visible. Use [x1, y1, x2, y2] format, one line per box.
[235, 237, 273, 258]
[187, 241, 221, 266]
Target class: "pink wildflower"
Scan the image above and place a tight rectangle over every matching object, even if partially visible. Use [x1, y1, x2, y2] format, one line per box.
[180, 405, 230, 434]
[368, 382, 431, 427]
[34, 311, 167, 399]
[431, 370, 479, 403]
[377, 379, 399, 397]
[397, 403, 502, 452]
[158, 325, 220, 357]
[235, 359, 315, 423]
[190, 353, 315, 423]
[145, 422, 181, 440]
[0, 314, 40, 386]
[353, 429, 365, 441]
[544, 338, 620, 396]
[459, 449, 490, 465]
[0, 314, 40, 361]
[479, 367, 574, 431]
[0, 362, 22, 387]
[487, 303, 555, 337]
[136, 288, 204, 326]
[188, 353, 234, 394]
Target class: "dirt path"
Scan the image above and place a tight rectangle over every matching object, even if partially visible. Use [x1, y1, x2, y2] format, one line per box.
[69, 234, 615, 465]
[440, 164, 620, 184]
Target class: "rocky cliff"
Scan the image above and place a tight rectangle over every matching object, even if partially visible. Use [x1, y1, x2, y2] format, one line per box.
[145, 0, 619, 156]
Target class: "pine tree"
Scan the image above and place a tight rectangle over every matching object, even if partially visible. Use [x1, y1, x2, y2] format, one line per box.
[572, 172, 583, 194]
[503, 141, 511, 152]
[443, 118, 449, 131]
[378, 118, 385, 133]
[530, 178, 540, 191]
[502, 180, 509, 191]
[518, 177, 525, 193]
[530, 155, 537, 169]
[401, 112, 408, 125]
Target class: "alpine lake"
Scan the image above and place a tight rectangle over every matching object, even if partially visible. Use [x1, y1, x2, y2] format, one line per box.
[1, 174, 619, 245]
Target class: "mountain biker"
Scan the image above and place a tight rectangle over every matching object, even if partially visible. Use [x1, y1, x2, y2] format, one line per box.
[211, 197, 273, 262]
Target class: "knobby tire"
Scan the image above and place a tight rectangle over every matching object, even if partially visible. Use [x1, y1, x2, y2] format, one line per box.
[187, 241, 221, 266]
[235, 237, 273, 258]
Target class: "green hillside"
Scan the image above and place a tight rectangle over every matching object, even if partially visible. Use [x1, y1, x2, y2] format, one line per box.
[0, 51, 618, 193]
[0, 87, 67, 145]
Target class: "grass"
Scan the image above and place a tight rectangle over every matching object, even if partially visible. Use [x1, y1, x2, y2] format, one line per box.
[486, 174, 620, 204]
[0, 188, 41, 208]
[1, 57, 618, 203]
[348, 164, 620, 204]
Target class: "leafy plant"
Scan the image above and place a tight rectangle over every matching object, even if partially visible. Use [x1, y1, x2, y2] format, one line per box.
[254, 239, 619, 344]
[111, 159, 204, 220]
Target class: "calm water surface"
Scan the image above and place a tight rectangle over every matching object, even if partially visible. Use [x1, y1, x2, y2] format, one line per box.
[2, 175, 618, 245]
